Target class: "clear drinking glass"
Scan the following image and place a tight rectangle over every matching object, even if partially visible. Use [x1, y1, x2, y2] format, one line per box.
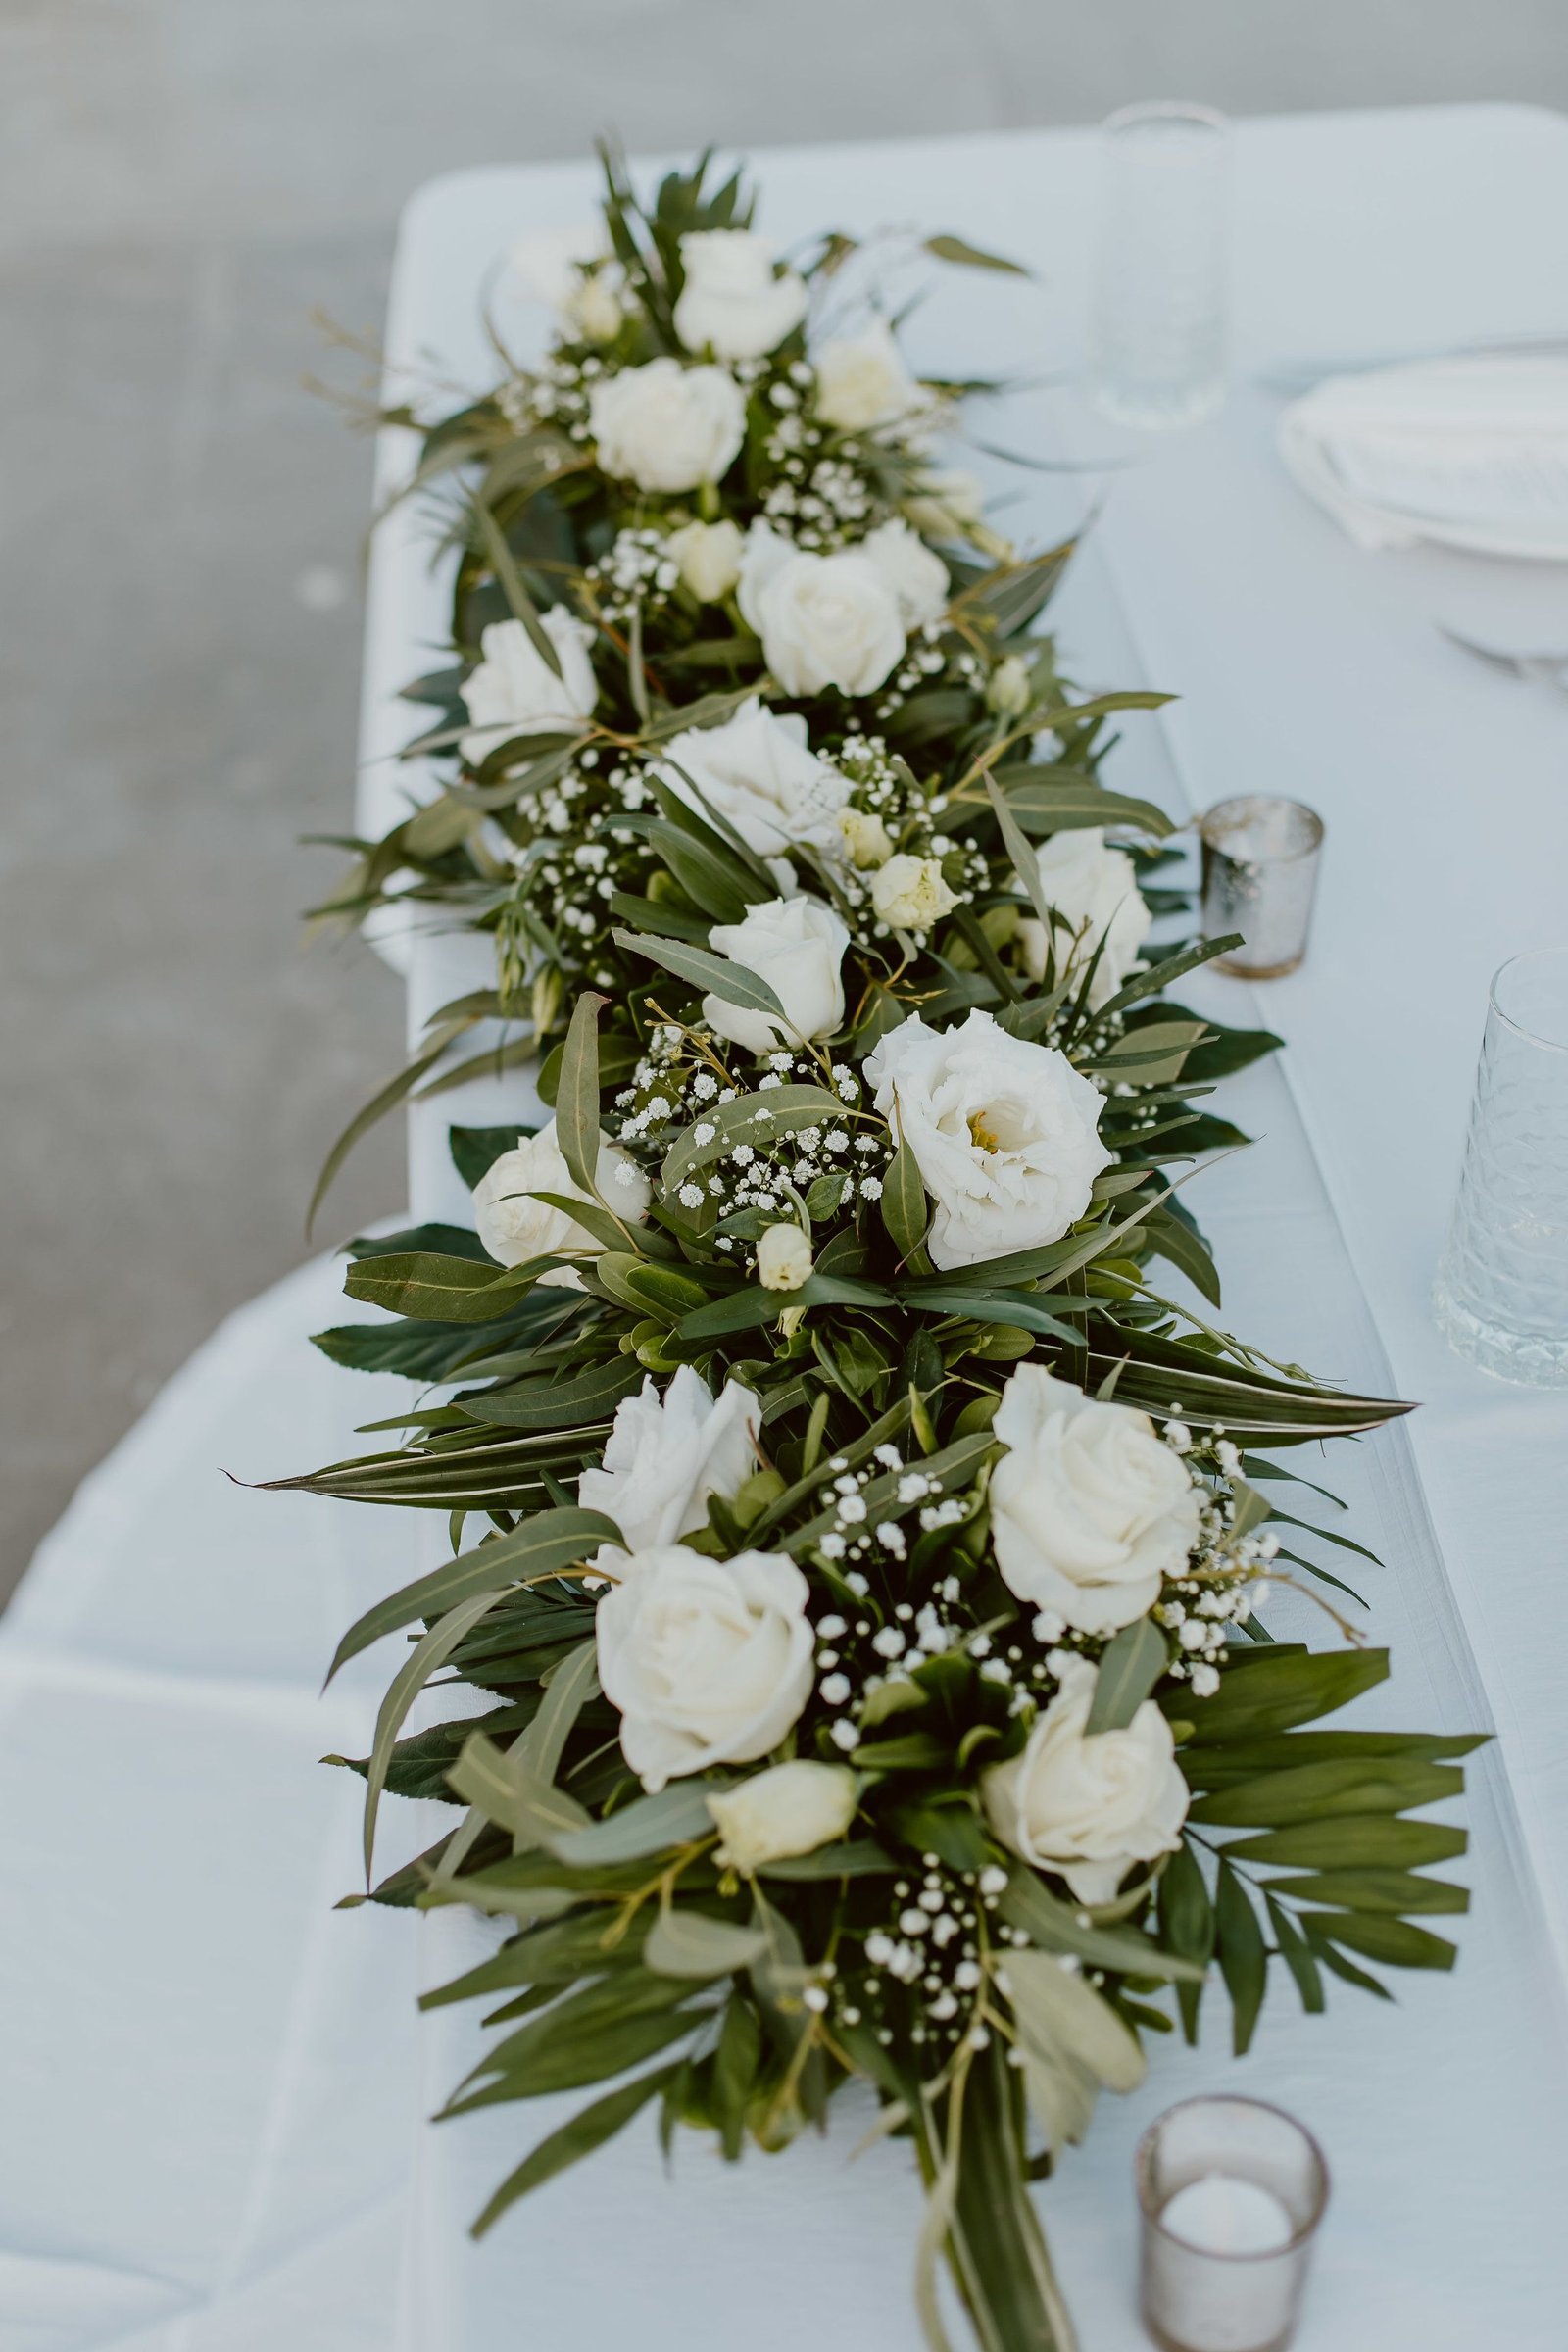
[1434, 948, 1568, 1384]
[1135, 2098, 1330, 2352]
[1089, 100, 1231, 430]
[1200, 796, 1324, 979]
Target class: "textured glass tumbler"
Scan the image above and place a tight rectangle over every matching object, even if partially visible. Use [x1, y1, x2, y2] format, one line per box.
[1089, 101, 1231, 430]
[1200, 797, 1324, 979]
[1434, 948, 1568, 1384]
[1136, 2098, 1330, 2352]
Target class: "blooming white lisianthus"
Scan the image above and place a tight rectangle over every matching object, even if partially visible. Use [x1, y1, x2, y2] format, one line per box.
[738, 521, 905, 697]
[654, 696, 849, 861]
[814, 318, 921, 433]
[859, 518, 951, 629]
[588, 357, 746, 494]
[471, 1119, 650, 1286]
[864, 1008, 1112, 1270]
[990, 1366, 1201, 1634]
[458, 612, 599, 765]
[674, 229, 808, 362]
[1018, 828, 1153, 1010]
[702, 893, 849, 1054]
[596, 1544, 815, 1790]
[982, 1656, 1190, 1902]
[666, 516, 746, 603]
[870, 852, 958, 934]
[577, 1366, 761, 1556]
[757, 1223, 813, 1292]
[708, 1760, 859, 1871]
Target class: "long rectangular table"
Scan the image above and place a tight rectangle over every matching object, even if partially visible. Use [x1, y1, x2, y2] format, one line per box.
[368, 105, 1568, 2351]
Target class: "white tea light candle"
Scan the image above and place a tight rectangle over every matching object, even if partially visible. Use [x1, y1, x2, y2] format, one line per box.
[1136, 2098, 1329, 2352]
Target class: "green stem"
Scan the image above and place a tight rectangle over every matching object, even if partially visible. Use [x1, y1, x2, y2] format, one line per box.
[918, 2046, 1079, 2352]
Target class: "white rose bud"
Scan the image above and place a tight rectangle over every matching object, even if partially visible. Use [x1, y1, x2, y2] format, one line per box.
[577, 1366, 761, 1562]
[904, 466, 984, 536]
[588, 357, 746, 494]
[1017, 827, 1153, 1011]
[757, 1223, 813, 1292]
[708, 1760, 859, 1871]
[990, 1366, 1202, 1634]
[666, 516, 745, 604]
[565, 272, 624, 343]
[673, 229, 808, 363]
[655, 696, 848, 861]
[870, 852, 959, 933]
[859, 517, 951, 629]
[508, 221, 607, 313]
[703, 893, 849, 1055]
[471, 1118, 651, 1287]
[982, 1656, 1189, 1903]
[864, 1007, 1111, 1270]
[596, 1544, 815, 1790]
[986, 653, 1034, 718]
[458, 612, 599, 765]
[838, 806, 895, 869]
[738, 520, 906, 698]
[813, 318, 920, 433]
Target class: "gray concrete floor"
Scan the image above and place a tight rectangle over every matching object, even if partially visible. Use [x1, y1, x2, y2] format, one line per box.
[4, 0, 1563, 1604]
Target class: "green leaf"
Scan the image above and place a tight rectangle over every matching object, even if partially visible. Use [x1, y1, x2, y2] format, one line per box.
[363, 1589, 510, 1882]
[1001, 1867, 1204, 1983]
[552, 1779, 723, 1865]
[344, 1250, 525, 1324]
[474, 502, 566, 681]
[555, 990, 607, 1198]
[1214, 1860, 1267, 2054]
[459, 1357, 646, 1430]
[470, 2063, 682, 2236]
[522, 1639, 601, 1783]
[1157, 1839, 1215, 2041]
[327, 1507, 615, 1678]
[1177, 1648, 1391, 1743]
[1265, 1894, 1325, 2014]
[1006, 1947, 1146, 2091]
[924, 231, 1029, 275]
[447, 1730, 590, 1846]
[1300, 1913, 1457, 1971]
[1265, 1870, 1469, 1916]
[448, 1123, 530, 1191]
[644, 1908, 769, 1979]
[712, 1995, 762, 2161]
[1188, 1757, 1465, 1828]
[1141, 1205, 1221, 1308]
[1223, 1818, 1467, 1870]
[880, 1140, 930, 1264]
[994, 768, 1174, 841]
[612, 928, 787, 1026]
[1085, 1617, 1169, 1735]
[759, 1839, 899, 1881]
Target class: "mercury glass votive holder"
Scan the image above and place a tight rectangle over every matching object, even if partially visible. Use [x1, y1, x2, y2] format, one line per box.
[1135, 2097, 1330, 2352]
[1199, 796, 1324, 979]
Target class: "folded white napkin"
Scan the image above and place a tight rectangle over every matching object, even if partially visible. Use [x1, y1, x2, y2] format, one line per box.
[1279, 355, 1568, 553]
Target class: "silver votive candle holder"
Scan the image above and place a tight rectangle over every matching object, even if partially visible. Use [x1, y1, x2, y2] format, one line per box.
[1135, 2097, 1330, 2352]
[1199, 796, 1324, 979]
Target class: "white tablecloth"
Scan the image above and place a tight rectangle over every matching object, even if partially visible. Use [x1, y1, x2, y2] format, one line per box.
[6, 100, 1568, 2352]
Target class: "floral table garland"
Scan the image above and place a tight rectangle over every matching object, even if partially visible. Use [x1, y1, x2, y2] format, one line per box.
[286, 150, 1480, 2352]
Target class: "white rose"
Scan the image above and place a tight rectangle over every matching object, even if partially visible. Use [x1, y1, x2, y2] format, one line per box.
[708, 1760, 859, 1871]
[1018, 828, 1153, 1011]
[588, 357, 746, 494]
[702, 893, 849, 1054]
[738, 521, 905, 698]
[813, 318, 920, 433]
[565, 272, 624, 344]
[508, 221, 607, 313]
[870, 852, 959, 934]
[471, 1117, 651, 1287]
[982, 1656, 1189, 1903]
[757, 1224, 813, 1292]
[990, 1366, 1202, 1634]
[655, 695, 849, 860]
[459, 612, 599, 765]
[859, 517, 951, 629]
[674, 229, 808, 362]
[864, 1007, 1112, 1271]
[596, 1544, 815, 1791]
[577, 1366, 761, 1558]
[667, 516, 745, 603]
[838, 806, 894, 869]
